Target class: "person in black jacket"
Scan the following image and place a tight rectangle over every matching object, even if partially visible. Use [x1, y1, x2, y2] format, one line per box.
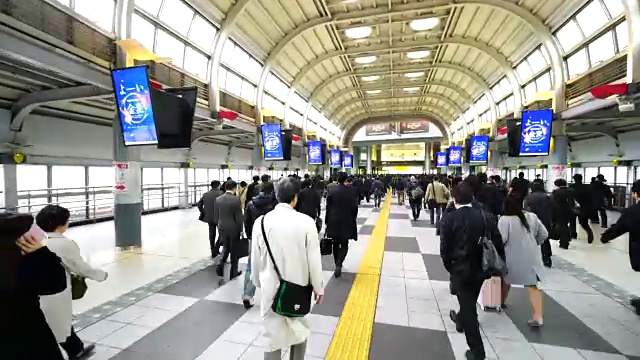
[592, 174, 613, 227]
[1, 213, 68, 360]
[525, 180, 553, 267]
[440, 185, 505, 360]
[601, 180, 640, 314]
[325, 172, 359, 278]
[242, 182, 278, 308]
[570, 174, 595, 243]
[550, 178, 575, 249]
[296, 180, 322, 231]
[198, 180, 224, 258]
[245, 175, 261, 207]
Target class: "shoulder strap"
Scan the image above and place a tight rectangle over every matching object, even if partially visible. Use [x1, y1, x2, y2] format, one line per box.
[260, 215, 283, 281]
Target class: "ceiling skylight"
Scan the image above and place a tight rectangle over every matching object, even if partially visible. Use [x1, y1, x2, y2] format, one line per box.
[361, 75, 380, 81]
[345, 26, 372, 39]
[410, 18, 439, 32]
[407, 50, 431, 59]
[404, 72, 425, 78]
[355, 55, 377, 64]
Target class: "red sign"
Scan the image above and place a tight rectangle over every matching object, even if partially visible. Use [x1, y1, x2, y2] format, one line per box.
[399, 120, 430, 134]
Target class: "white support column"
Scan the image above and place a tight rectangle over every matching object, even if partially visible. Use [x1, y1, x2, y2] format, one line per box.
[366, 145, 373, 175]
[625, 0, 640, 82]
[424, 143, 431, 173]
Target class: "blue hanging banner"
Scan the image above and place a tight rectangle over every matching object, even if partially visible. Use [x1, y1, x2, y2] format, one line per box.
[469, 135, 489, 164]
[111, 66, 158, 146]
[343, 154, 353, 168]
[261, 123, 284, 160]
[448, 146, 463, 167]
[436, 152, 447, 168]
[519, 109, 553, 156]
[329, 149, 342, 168]
[307, 140, 323, 165]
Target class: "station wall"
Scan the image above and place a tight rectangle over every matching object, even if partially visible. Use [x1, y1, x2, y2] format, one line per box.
[0, 110, 306, 169]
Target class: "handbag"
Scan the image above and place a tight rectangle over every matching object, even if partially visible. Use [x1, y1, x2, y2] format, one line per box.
[478, 211, 507, 277]
[315, 217, 323, 233]
[320, 237, 333, 255]
[427, 183, 438, 209]
[236, 234, 250, 258]
[71, 274, 88, 300]
[260, 216, 313, 317]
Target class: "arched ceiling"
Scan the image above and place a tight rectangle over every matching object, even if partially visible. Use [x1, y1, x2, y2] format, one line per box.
[211, 0, 583, 132]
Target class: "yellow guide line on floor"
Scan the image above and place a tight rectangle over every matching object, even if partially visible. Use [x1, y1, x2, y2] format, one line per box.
[325, 194, 392, 360]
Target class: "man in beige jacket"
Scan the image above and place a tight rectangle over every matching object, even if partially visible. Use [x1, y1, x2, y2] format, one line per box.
[425, 176, 450, 232]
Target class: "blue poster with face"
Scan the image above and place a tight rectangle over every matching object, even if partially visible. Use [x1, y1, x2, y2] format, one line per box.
[329, 149, 342, 168]
[261, 123, 284, 160]
[519, 109, 553, 156]
[111, 66, 158, 146]
[469, 135, 489, 164]
[448, 146, 463, 167]
[436, 152, 447, 167]
[307, 140, 323, 165]
[343, 154, 353, 168]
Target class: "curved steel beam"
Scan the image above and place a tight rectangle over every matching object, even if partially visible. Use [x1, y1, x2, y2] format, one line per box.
[341, 112, 452, 149]
[333, 94, 463, 123]
[340, 105, 453, 132]
[208, 0, 252, 112]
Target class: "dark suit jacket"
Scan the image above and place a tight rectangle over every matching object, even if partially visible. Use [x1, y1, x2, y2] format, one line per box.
[325, 184, 358, 240]
[296, 187, 321, 219]
[199, 189, 223, 224]
[214, 192, 243, 235]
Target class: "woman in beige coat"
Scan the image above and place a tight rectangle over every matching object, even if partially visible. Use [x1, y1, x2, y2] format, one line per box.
[36, 205, 108, 359]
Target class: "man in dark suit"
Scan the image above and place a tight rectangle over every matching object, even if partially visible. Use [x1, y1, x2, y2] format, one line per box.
[213, 180, 243, 279]
[296, 180, 322, 231]
[198, 180, 223, 258]
[325, 172, 359, 278]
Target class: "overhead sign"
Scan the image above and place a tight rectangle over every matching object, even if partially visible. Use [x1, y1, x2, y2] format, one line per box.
[110, 66, 158, 146]
[519, 109, 553, 156]
[329, 149, 342, 168]
[436, 152, 447, 168]
[399, 120, 430, 134]
[469, 135, 489, 164]
[261, 123, 284, 160]
[448, 146, 463, 167]
[365, 123, 393, 136]
[307, 140, 323, 165]
[343, 154, 353, 168]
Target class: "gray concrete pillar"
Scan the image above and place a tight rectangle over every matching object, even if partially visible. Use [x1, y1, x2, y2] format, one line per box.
[625, 0, 640, 82]
[3, 164, 17, 211]
[424, 143, 431, 173]
[548, 135, 569, 192]
[366, 145, 372, 174]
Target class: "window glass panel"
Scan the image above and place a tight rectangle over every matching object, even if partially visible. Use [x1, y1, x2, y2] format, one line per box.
[567, 49, 589, 78]
[218, 67, 227, 89]
[604, 0, 624, 17]
[527, 49, 547, 73]
[230, 46, 249, 74]
[225, 71, 242, 97]
[135, 0, 162, 15]
[74, 0, 115, 32]
[189, 16, 216, 50]
[17, 165, 48, 191]
[286, 108, 303, 126]
[88, 166, 114, 217]
[498, 78, 511, 96]
[159, 0, 193, 36]
[576, 1, 609, 38]
[162, 168, 180, 207]
[616, 21, 628, 50]
[155, 30, 185, 67]
[498, 101, 507, 116]
[132, 13, 155, 51]
[88, 166, 114, 187]
[55, 0, 71, 6]
[291, 93, 307, 112]
[244, 58, 262, 84]
[209, 169, 220, 181]
[556, 20, 583, 52]
[241, 81, 256, 103]
[524, 82, 537, 101]
[52, 166, 85, 193]
[516, 61, 533, 82]
[221, 40, 235, 65]
[505, 96, 514, 112]
[589, 32, 616, 66]
[491, 84, 503, 100]
[535, 72, 552, 92]
[184, 47, 208, 79]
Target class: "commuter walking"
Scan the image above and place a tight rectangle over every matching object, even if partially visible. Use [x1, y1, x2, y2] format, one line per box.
[36, 205, 108, 359]
[425, 175, 450, 228]
[440, 185, 505, 360]
[214, 180, 244, 279]
[592, 174, 613, 227]
[295, 180, 322, 232]
[524, 180, 554, 267]
[570, 174, 595, 243]
[395, 176, 407, 204]
[250, 178, 325, 360]
[325, 172, 359, 278]
[550, 179, 575, 249]
[407, 176, 424, 220]
[238, 181, 248, 210]
[198, 180, 224, 258]
[371, 177, 386, 208]
[498, 195, 548, 327]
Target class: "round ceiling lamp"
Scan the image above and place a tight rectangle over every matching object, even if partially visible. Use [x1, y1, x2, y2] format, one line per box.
[361, 75, 380, 81]
[407, 50, 431, 59]
[410, 18, 440, 32]
[345, 26, 372, 39]
[355, 55, 377, 64]
[404, 72, 425, 78]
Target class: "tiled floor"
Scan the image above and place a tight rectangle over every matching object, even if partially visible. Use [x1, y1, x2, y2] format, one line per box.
[69, 199, 640, 359]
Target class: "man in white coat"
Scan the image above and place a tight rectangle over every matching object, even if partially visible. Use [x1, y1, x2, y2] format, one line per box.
[251, 177, 325, 360]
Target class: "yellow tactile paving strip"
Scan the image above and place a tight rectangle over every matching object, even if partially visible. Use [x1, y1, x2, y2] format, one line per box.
[325, 194, 392, 360]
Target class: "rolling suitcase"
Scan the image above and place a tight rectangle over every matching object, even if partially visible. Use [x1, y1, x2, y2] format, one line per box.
[478, 276, 502, 312]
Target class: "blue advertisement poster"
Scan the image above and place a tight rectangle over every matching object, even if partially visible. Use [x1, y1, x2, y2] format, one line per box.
[519, 109, 553, 156]
[448, 146, 463, 167]
[343, 154, 353, 168]
[307, 140, 323, 165]
[436, 152, 447, 168]
[469, 135, 489, 164]
[329, 149, 342, 168]
[261, 123, 284, 160]
[111, 66, 158, 146]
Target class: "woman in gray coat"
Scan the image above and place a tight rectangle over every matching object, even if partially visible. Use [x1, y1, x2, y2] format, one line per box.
[498, 195, 549, 328]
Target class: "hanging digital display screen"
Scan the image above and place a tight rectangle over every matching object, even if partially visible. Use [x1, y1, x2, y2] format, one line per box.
[111, 66, 158, 146]
[448, 146, 463, 167]
[469, 135, 489, 164]
[329, 149, 342, 168]
[343, 154, 353, 168]
[519, 109, 553, 156]
[436, 152, 447, 168]
[307, 140, 323, 165]
[261, 123, 284, 160]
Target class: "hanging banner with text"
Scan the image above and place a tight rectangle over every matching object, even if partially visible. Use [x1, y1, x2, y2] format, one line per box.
[399, 120, 430, 134]
[365, 123, 393, 136]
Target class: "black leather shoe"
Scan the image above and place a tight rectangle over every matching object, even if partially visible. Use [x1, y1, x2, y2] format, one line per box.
[449, 310, 463, 333]
[334, 266, 342, 278]
[230, 271, 243, 280]
[464, 350, 485, 360]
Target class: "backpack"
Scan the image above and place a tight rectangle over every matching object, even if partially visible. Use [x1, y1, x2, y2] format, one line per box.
[411, 186, 424, 199]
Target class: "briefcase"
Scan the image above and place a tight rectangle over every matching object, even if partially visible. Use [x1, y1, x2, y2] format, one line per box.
[320, 237, 332, 256]
[236, 236, 250, 258]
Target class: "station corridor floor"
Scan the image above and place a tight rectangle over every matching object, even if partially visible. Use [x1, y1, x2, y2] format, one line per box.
[68, 199, 640, 360]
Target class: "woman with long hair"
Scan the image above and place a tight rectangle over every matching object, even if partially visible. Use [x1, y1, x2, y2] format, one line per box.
[498, 195, 549, 327]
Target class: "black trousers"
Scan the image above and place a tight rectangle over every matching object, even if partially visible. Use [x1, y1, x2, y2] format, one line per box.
[409, 198, 422, 220]
[332, 237, 349, 267]
[217, 230, 240, 277]
[570, 211, 594, 241]
[554, 221, 572, 248]
[60, 326, 84, 359]
[374, 194, 383, 208]
[453, 276, 485, 359]
[595, 206, 608, 227]
[208, 223, 220, 257]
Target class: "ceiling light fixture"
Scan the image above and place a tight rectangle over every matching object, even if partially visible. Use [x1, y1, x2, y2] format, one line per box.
[404, 72, 425, 78]
[410, 18, 440, 32]
[361, 75, 380, 81]
[345, 26, 372, 39]
[366, 90, 382, 94]
[404, 87, 421, 92]
[407, 50, 431, 59]
[355, 55, 377, 64]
